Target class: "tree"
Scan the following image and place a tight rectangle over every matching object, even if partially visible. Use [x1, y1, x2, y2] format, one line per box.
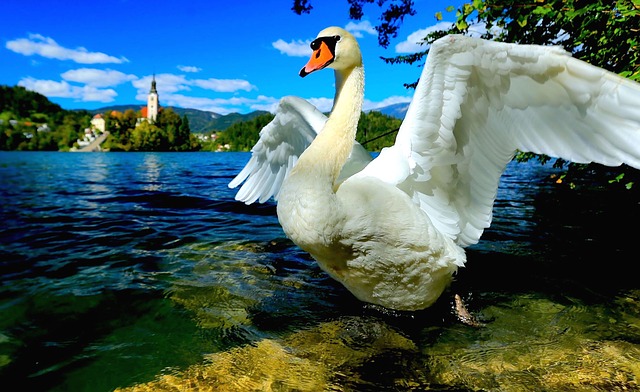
[292, 0, 640, 188]
[357, 111, 401, 151]
[448, 0, 638, 82]
[292, 0, 417, 48]
[293, 0, 638, 82]
[177, 114, 193, 151]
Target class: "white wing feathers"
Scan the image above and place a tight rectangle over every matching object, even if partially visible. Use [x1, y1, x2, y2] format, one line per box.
[230, 34, 640, 249]
[229, 96, 323, 204]
[354, 35, 640, 247]
[229, 96, 372, 204]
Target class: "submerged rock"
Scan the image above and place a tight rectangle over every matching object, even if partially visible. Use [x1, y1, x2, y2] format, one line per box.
[115, 317, 417, 391]
[116, 254, 640, 391]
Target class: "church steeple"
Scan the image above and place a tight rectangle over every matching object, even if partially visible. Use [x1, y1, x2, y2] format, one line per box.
[147, 74, 159, 122]
[150, 74, 158, 94]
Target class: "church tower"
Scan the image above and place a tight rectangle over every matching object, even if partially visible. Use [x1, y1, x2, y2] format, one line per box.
[147, 75, 159, 122]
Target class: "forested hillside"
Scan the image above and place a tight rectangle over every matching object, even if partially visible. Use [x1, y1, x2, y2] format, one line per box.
[2, 84, 402, 152]
[90, 105, 270, 134]
[211, 110, 401, 152]
[0, 85, 91, 151]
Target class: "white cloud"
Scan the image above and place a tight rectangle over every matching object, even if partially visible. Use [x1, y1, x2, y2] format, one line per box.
[272, 38, 311, 57]
[177, 65, 202, 73]
[80, 85, 119, 102]
[128, 73, 264, 114]
[132, 73, 257, 101]
[6, 34, 128, 64]
[132, 74, 191, 95]
[345, 20, 377, 38]
[466, 22, 503, 38]
[273, 21, 375, 57]
[304, 97, 334, 113]
[250, 99, 280, 113]
[363, 95, 412, 111]
[18, 77, 117, 102]
[396, 21, 506, 54]
[395, 22, 453, 53]
[156, 93, 277, 115]
[61, 68, 137, 87]
[193, 78, 256, 92]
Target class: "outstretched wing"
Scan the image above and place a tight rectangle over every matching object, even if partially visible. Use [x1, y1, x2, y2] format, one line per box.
[229, 96, 372, 204]
[354, 34, 640, 247]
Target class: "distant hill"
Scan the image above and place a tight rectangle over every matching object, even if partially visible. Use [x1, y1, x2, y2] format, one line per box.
[88, 101, 406, 134]
[371, 102, 409, 119]
[88, 105, 220, 133]
[209, 110, 270, 131]
[89, 105, 272, 134]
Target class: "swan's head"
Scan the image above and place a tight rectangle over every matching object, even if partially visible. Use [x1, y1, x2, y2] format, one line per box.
[300, 26, 362, 78]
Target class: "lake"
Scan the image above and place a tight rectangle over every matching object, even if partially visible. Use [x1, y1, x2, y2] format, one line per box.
[1, 151, 638, 391]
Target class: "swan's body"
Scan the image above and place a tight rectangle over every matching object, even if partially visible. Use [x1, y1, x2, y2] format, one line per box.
[230, 27, 640, 310]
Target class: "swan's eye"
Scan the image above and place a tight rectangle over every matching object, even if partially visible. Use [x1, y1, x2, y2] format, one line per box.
[310, 39, 320, 50]
[334, 35, 341, 42]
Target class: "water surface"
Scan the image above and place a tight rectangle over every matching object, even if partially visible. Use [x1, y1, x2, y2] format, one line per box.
[0, 151, 638, 391]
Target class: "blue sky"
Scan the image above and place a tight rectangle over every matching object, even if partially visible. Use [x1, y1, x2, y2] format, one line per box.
[1, 0, 463, 115]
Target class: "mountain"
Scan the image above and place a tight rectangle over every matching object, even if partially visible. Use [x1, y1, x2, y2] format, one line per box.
[372, 102, 409, 119]
[89, 102, 406, 134]
[207, 110, 270, 130]
[88, 105, 221, 133]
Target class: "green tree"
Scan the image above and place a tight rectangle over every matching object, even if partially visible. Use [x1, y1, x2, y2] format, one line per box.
[216, 113, 275, 151]
[176, 114, 192, 151]
[292, 0, 640, 188]
[293, 0, 417, 48]
[0, 85, 91, 151]
[357, 111, 402, 151]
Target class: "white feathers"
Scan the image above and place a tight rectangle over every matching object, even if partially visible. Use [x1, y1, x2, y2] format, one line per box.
[228, 96, 324, 204]
[229, 32, 640, 310]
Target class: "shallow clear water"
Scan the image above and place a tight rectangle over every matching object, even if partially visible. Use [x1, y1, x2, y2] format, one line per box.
[1, 151, 638, 391]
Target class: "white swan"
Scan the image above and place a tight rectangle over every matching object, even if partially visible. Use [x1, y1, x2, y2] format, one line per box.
[229, 26, 640, 310]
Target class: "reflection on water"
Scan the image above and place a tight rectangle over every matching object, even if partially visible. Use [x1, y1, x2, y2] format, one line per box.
[142, 153, 162, 192]
[0, 152, 638, 391]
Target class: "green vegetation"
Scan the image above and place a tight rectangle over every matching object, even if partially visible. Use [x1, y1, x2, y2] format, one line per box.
[356, 111, 401, 151]
[294, 0, 640, 189]
[1, 84, 402, 153]
[0, 85, 91, 151]
[0, 85, 201, 152]
[102, 108, 200, 152]
[207, 110, 401, 152]
[88, 105, 262, 134]
[210, 112, 274, 151]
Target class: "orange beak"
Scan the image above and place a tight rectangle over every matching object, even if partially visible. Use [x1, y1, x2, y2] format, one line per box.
[300, 41, 334, 77]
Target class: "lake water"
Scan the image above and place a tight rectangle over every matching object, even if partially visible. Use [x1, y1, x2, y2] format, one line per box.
[1, 151, 638, 391]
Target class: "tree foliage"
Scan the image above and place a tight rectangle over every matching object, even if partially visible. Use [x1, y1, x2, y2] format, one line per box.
[292, 0, 640, 188]
[442, 0, 640, 188]
[0, 85, 200, 152]
[293, 0, 417, 48]
[214, 113, 275, 151]
[357, 110, 402, 151]
[450, 0, 639, 81]
[213, 110, 402, 152]
[0, 85, 89, 151]
[104, 108, 199, 152]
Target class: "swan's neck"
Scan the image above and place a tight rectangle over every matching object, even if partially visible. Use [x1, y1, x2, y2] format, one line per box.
[277, 64, 364, 251]
[296, 64, 364, 184]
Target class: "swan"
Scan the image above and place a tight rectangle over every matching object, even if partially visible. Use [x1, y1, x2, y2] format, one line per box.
[229, 26, 640, 311]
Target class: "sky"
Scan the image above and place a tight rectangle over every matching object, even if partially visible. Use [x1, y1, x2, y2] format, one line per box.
[0, 0, 464, 115]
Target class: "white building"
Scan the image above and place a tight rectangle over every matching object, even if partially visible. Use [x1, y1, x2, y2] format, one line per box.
[91, 114, 106, 133]
[146, 75, 159, 122]
[137, 75, 161, 125]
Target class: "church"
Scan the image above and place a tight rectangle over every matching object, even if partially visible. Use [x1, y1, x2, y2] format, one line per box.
[138, 75, 160, 123]
[87, 75, 161, 135]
